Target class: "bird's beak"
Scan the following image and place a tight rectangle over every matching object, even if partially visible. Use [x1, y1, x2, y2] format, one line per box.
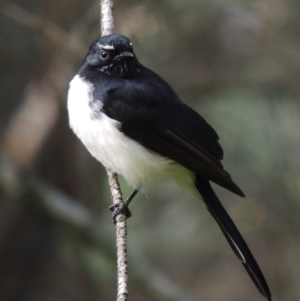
[113, 51, 134, 60]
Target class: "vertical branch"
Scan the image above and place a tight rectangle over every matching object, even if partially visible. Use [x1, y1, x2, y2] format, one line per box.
[106, 170, 128, 301]
[100, 2, 129, 301]
[101, 0, 114, 36]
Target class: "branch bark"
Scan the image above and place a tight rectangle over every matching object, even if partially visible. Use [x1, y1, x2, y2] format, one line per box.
[101, 0, 114, 36]
[100, 1, 129, 301]
[106, 170, 128, 301]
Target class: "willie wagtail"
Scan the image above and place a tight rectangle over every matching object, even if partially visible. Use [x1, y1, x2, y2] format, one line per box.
[68, 34, 272, 300]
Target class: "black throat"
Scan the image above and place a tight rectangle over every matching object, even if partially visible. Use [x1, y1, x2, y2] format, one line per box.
[99, 59, 141, 78]
[80, 59, 141, 80]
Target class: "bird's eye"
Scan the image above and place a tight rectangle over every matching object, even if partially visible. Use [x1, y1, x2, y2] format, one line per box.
[100, 50, 109, 60]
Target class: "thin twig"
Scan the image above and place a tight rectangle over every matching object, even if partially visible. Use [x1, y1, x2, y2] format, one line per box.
[100, 1, 129, 301]
[101, 0, 114, 36]
[106, 170, 128, 301]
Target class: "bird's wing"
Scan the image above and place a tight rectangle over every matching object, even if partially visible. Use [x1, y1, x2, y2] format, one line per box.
[101, 70, 244, 196]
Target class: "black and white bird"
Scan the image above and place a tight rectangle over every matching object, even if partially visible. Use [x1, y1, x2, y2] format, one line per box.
[68, 34, 272, 300]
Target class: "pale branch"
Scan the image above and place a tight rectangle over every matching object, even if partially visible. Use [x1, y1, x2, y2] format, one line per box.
[101, 0, 114, 36]
[100, 1, 129, 301]
[106, 169, 129, 301]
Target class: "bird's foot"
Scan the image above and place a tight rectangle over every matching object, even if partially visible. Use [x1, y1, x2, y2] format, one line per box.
[109, 202, 132, 224]
[109, 187, 140, 224]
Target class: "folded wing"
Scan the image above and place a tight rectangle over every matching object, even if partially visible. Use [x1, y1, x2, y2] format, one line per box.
[101, 73, 244, 196]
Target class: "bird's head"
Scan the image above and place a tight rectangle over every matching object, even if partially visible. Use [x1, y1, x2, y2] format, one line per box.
[84, 34, 140, 78]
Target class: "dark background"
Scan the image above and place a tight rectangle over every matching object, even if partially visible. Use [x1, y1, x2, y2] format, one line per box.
[1, 0, 299, 300]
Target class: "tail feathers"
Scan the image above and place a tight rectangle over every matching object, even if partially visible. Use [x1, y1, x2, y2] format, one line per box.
[195, 177, 272, 301]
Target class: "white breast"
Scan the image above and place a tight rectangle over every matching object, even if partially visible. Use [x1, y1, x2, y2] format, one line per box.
[67, 75, 195, 189]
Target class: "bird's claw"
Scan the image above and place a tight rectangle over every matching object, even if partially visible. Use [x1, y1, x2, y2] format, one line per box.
[109, 203, 132, 224]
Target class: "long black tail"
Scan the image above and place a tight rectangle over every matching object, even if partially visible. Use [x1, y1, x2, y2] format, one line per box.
[195, 176, 272, 301]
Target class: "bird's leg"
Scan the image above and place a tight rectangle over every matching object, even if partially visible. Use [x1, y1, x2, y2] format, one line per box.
[109, 187, 140, 224]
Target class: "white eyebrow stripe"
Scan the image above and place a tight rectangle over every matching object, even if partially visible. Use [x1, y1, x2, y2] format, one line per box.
[98, 43, 115, 50]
